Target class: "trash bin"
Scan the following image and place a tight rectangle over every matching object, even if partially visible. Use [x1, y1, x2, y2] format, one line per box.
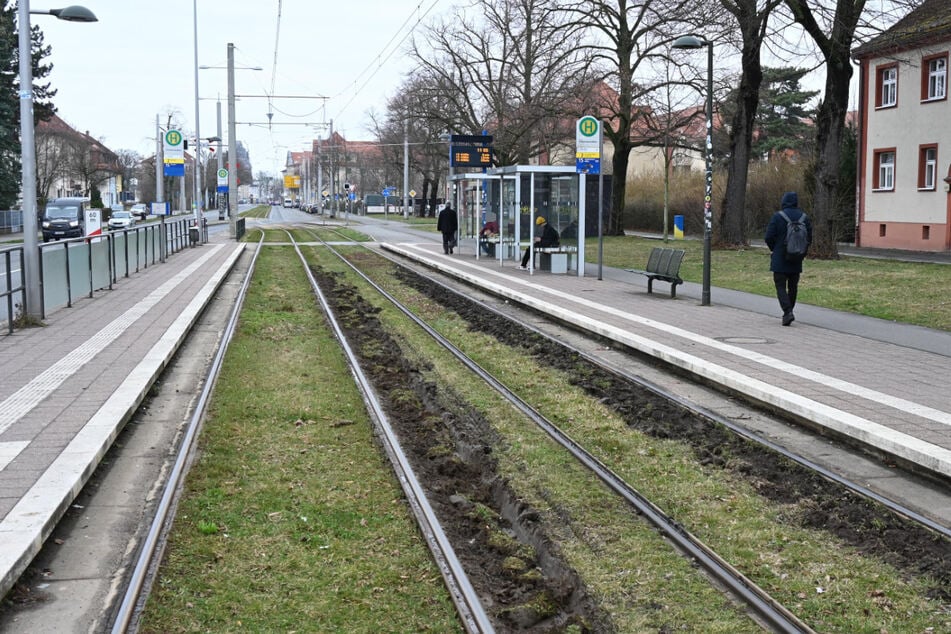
[673, 214, 684, 240]
[189, 226, 200, 245]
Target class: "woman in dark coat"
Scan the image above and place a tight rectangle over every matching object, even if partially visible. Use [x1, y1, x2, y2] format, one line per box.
[437, 203, 458, 254]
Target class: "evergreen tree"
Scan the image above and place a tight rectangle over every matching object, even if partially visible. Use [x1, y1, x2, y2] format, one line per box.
[752, 67, 818, 159]
[0, 2, 58, 209]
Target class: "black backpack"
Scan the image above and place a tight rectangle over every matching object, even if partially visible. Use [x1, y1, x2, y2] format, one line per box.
[779, 210, 808, 260]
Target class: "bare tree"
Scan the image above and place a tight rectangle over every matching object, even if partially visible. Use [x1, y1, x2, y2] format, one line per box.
[715, 0, 784, 246]
[372, 78, 450, 216]
[412, 0, 593, 165]
[568, 0, 709, 234]
[34, 126, 72, 204]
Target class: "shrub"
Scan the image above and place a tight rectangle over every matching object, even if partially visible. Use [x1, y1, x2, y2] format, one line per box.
[622, 159, 809, 241]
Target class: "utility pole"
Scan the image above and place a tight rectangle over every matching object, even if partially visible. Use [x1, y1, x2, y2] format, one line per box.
[403, 119, 409, 218]
[155, 114, 164, 203]
[227, 42, 238, 237]
[328, 119, 335, 218]
[217, 100, 223, 219]
[191, 0, 202, 234]
[316, 138, 323, 215]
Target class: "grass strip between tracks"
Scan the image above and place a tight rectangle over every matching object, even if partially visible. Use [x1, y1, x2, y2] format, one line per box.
[138, 246, 461, 633]
[330, 244, 947, 633]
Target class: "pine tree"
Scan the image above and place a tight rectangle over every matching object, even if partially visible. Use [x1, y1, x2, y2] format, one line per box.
[0, 2, 58, 209]
[751, 67, 818, 160]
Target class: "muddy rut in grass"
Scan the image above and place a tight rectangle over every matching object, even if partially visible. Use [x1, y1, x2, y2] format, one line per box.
[391, 266, 951, 604]
[311, 266, 613, 633]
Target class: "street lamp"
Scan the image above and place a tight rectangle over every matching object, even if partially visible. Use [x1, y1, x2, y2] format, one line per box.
[19, 3, 97, 318]
[672, 34, 713, 306]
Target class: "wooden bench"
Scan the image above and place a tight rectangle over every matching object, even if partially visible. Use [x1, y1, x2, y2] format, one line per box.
[625, 247, 685, 297]
[535, 245, 578, 273]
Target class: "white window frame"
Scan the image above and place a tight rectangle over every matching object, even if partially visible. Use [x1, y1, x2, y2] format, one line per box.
[922, 147, 937, 190]
[928, 57, 947, 100]
[881, 67, 897, 106]
[877, 151, 895, 191]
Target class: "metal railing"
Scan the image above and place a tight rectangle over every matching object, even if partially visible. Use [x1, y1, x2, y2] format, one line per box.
[1, 245, 25, 334]
[1, 216, 207, 333]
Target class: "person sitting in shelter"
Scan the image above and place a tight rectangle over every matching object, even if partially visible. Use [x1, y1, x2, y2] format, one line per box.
[479, 218, 500, 256]
[520, 216, 559, 269]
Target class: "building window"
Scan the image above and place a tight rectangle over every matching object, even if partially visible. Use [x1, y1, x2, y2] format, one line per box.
[877, 64, 898, 107]
[919, 145, 938, 190]
[922, 54, 948, 101]
[923, 225, 931, 240]
[879, 224, 887, 237]
[874, 149, 896, 190]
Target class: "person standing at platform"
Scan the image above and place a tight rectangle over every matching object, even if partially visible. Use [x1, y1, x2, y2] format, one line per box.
[765, 191, 812, 326]
[520, 216, 559, 269]
[437, 202, 458, 254]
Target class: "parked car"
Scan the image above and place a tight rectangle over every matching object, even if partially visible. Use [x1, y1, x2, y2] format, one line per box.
[108, 210, 136, 231]
[130, 203, 149, 220]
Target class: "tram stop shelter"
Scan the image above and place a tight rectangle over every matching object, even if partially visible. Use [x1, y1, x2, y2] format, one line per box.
[450, 165, 595, 276]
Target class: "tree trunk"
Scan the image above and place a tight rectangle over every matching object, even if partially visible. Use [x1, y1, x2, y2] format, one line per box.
[609, 136, 632, 235]
[808, 60, 851, 259]
[786, 0, 866, 259]
[718, 2, 769, 247]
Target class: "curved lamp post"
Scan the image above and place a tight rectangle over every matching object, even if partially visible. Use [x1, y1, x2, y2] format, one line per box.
[19, 3, 98, 318]
[672, 35, 713, 306]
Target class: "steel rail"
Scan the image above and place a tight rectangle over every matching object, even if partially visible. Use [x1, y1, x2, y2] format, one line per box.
[288, 231, 493, 634]
[373, 247, 951, 541]
[311, 234, 815, 634]
[110, 236, 263, 633]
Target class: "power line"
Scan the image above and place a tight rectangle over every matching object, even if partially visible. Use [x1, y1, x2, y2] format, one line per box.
[332, 0, 441, 121]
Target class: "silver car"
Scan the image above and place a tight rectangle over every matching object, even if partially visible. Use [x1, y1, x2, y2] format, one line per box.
[108, 210, 136, 230]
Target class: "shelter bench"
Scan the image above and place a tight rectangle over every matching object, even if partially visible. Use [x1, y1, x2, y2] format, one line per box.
[535, 245, 578, 274]
[625, 247, 685, 297]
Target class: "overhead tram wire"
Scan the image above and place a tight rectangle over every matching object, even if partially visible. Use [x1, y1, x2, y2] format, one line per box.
[331, 0, 441, 122]
[268, 0, 283, 131]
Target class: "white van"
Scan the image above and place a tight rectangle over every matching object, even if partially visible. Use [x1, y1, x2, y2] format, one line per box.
[283, 198, 293, 208]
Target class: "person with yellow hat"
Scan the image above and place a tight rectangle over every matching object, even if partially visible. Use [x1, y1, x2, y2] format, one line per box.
[520, 216, 559, 269]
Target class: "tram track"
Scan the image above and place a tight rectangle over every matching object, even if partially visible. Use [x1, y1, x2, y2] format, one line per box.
[295, 227, 816, 632]
[294, 224, 951, 631]
[9, 220, 949, 632]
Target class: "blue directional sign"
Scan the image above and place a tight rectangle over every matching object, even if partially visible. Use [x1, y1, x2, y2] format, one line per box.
[382, 187, 395, 197]
[576, 158, 600, 174]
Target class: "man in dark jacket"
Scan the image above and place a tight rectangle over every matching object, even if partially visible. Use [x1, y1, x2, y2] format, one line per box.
[437, 203, 458, 254]
[765, 191, 812, 325]
[520, 216, 560, 269]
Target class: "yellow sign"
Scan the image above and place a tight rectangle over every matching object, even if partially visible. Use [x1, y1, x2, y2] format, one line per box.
[283, 175, 300, 188]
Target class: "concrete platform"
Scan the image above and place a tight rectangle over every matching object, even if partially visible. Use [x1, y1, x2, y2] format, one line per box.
[382, 241, 951, 484]
[0, 234, 244, 599]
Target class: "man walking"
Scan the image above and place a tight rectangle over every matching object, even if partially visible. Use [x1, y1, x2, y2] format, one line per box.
[765, 191, 812, 325]
[437, 202, 458, 254]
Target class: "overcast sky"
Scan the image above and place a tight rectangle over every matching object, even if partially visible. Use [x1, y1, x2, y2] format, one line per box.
[35, 1, 441, 176]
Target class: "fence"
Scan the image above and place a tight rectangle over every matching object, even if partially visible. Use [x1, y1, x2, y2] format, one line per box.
[0, 209, 22, 234]
[0, 217, 193, 331]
